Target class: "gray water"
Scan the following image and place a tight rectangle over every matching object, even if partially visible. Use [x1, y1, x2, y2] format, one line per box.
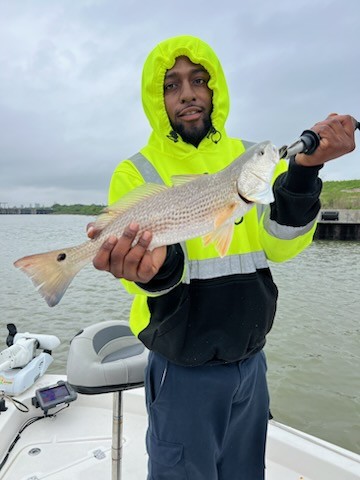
[0, 215, 359, 454]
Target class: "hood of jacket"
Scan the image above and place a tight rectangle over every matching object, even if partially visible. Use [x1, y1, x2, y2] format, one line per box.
[141, 35, 230, 147]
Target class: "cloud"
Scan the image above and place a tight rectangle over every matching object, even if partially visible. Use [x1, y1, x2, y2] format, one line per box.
[0, 0, 359, 206]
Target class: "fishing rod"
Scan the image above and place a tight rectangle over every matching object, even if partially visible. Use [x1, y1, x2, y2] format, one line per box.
[279, 117, 360, 159]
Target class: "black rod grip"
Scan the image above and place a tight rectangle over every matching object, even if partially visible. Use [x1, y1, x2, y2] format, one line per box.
[300, 130, 321, 155]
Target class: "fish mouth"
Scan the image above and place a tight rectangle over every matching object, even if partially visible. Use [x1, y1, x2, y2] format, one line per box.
[238, 193, 253, 204]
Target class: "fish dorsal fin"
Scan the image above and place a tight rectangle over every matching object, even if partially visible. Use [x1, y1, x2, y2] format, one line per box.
[171, 174, 203, 187]
[93, 182, 168, 232]
[203, 222, 235, 258]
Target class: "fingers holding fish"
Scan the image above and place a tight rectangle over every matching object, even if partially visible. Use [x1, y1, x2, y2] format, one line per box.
[92, 235, 119, 273]
[92, 223, 167, 282]
[295, 114, 356, 167]
[86, 222, 96, 239]
[92, 223, 138, 276]
[123, 233, 167, 283]
[116, 226, 151, 280]
[115, 228, 167, 282]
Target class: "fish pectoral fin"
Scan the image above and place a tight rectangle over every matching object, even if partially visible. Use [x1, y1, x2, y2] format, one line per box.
[202, 203, 237, 256]
[203, 222, 234, 258]
[214, 202, 238, 229]
[94, 182, 168, 231]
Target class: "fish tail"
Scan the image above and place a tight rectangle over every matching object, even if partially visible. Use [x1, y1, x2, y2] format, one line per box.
[14, 245, 89, 307]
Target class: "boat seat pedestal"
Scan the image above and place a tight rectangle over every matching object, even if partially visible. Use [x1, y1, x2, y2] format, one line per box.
[66, 320, 148, 480]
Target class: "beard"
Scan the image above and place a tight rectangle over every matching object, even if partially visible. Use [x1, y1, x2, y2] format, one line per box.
[171, 115, 213, 148]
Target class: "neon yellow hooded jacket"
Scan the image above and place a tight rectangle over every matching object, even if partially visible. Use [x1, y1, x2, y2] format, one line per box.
[108, 36, 322, 366]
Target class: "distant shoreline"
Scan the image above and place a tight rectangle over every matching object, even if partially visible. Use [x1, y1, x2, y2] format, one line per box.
[0, 204, 104, 216]
[1, 179, 360, 215]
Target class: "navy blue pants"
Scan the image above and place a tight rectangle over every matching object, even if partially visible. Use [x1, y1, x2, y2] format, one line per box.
[145, 350, 269, 480]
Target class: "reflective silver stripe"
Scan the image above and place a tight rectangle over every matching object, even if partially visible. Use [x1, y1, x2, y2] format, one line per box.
[130, 152, 164, 185]
[256, 203, 269, 221]
[263, 209, 316, 240]
[188, 251, 268, 279]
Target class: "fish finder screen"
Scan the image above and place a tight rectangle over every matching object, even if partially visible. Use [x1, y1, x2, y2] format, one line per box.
[39, 385, 69, 404]
[34, 381, 77, 413]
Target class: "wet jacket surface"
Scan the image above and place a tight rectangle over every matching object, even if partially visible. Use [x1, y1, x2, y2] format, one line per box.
[108, 36, 322, 366]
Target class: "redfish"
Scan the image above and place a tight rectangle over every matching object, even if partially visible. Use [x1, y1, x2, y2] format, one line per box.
[14, 141, 279, 306]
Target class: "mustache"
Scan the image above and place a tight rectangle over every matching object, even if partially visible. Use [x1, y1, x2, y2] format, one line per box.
[176, 104, 203, 116]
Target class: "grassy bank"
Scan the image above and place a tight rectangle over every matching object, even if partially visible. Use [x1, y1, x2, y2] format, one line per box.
[51, 203, 104, 215]
[320, 180, 360, 209]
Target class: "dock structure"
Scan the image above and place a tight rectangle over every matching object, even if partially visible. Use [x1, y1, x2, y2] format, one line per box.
[0, 205, 52, 215]
[315, 209, 360, 240]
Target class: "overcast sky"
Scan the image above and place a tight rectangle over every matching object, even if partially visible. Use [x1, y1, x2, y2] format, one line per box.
[1, 0, 359, 207]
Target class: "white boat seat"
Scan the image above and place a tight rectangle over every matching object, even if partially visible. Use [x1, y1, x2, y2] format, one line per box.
[66, 320, 148, 394]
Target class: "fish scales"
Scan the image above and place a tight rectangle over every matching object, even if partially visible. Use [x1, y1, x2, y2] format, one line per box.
[94, 174, 236, 248]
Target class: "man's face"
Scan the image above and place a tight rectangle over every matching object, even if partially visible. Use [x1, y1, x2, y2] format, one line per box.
[164, 56, 213, 147]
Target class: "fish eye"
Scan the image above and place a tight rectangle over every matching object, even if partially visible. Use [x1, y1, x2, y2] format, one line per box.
[259, 149, 264, 156]
[57, 253, 66, 262]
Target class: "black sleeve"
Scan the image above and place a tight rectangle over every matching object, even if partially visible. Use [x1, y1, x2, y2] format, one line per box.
[136, 243, 184, 293]
[270, 157, 323, 227]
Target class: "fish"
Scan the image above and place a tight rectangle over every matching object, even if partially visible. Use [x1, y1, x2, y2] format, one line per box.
[14, 140, 279, 307]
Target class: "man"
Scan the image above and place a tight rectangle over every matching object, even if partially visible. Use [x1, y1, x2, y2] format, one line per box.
[89, 35, 356, 479]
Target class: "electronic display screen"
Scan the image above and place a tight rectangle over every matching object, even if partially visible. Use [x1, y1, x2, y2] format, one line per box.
[34, 381, 77, 412]
[39, 384, 69, 404]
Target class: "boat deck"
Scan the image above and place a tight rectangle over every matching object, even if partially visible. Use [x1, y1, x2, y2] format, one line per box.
[0, 375, 359, 479]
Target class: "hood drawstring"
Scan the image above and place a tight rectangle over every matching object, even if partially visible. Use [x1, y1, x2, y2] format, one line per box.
[167, 130, 179, 143]
[207, 126, 222, 144]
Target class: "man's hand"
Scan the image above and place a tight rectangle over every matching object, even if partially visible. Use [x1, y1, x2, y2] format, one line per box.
[87, 222, 167, 283]
[295, 114, 356, 167]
